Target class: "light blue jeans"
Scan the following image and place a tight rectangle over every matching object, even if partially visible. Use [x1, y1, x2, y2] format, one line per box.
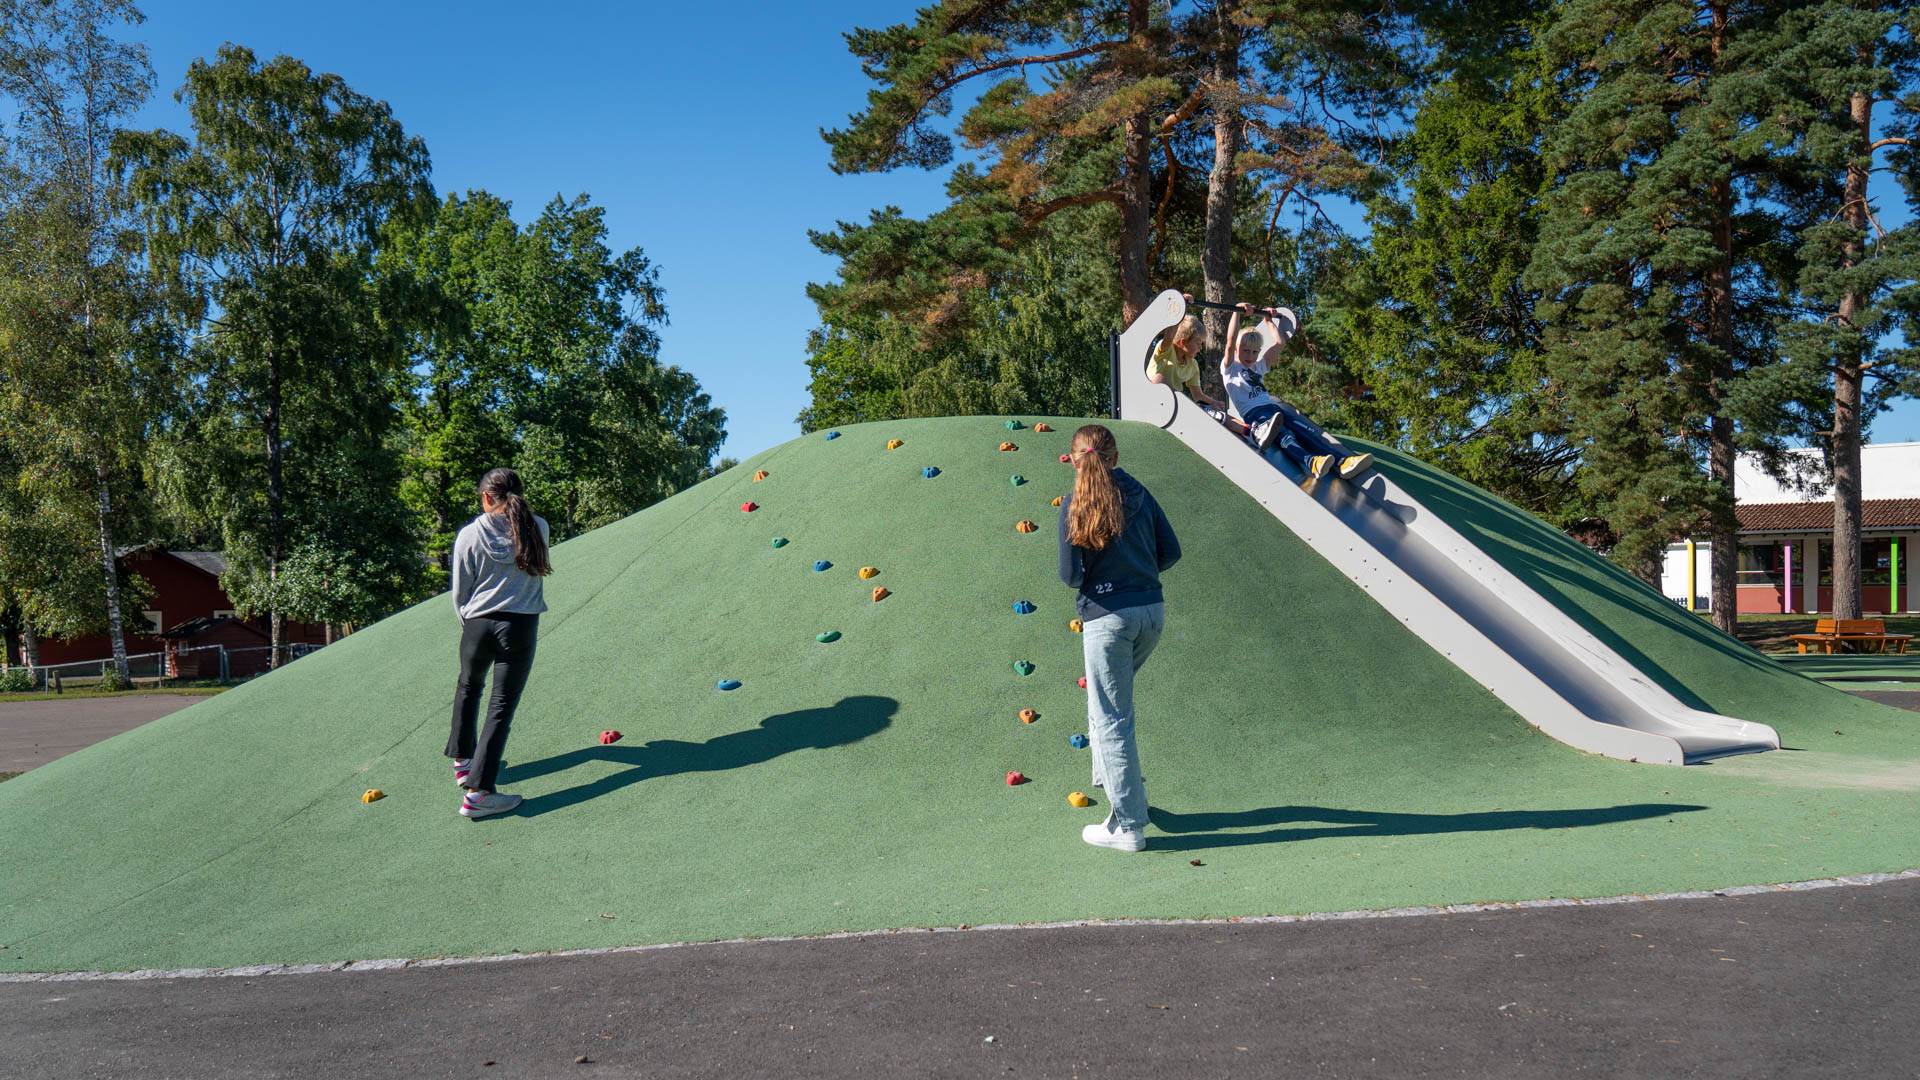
[1082, 602, 1165, 833]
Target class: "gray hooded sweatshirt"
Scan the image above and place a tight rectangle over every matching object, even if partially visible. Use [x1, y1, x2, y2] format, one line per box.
[451, 512, 550, 620]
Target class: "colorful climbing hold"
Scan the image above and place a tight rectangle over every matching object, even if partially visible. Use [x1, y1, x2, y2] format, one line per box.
[1051, 496, 1063, 506]
[1014, 660, 1035, 676]
[599, 730, 622, 745]
[813, 560, 832, 572]
[1019, 708, 1038, 724]
[825, 431, 841, 440]
[752, 470, 769, 482]
[817, 631, 841, 643]
[1013, 600, 1036, 614]
[361, 789, 384, 803]
[1006, 419, 1024, 430]
[871, 586, 890, 602]
[1033, 423, 1053, 432]
[1077, 676, 1088, 689]
[1069, 733, 1089, 749]
[999, 441, 1018, 451]
[859, 566, 879, 578]
[740, 501, 758, 513]
[1069, 619, 1083, 633]
[718, 679, 742, 691]
[1060, 453, 1071, 463]
[771, 537, 789, 548]
[887, 438, 904, 450]
[1009, 475, 1026, 486]
[923, 466, 941, 478]
[1015, 520, 1037, 533]
[1006, 771, 1029, 786]
[1068, 791, 1093, 808]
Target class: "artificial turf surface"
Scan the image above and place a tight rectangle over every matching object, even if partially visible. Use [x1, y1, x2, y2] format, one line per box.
[1, 417, 1915, 974]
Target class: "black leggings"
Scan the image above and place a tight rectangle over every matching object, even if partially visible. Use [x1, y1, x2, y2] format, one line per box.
[446, 611, 539, 791]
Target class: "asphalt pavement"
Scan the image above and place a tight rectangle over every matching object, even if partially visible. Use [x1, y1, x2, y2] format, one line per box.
[0, 695, 210, 773]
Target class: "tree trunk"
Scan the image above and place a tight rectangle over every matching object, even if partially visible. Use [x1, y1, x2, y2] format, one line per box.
[1830, 82, 1874, 622]
[1116, 0, 1155, 323]
[94, 466, 131, 676]
[1199, 0, 1242, 391]
[267, 352, 286, 670]
[1703, 4, 1740, 635]
[22, 623, 40, 669]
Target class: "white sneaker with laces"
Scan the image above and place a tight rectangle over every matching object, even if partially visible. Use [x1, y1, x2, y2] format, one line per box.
[1082, 820, 1146, 852]
[459, 789, 522, 819]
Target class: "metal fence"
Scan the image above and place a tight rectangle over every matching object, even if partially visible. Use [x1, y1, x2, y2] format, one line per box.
[1, 641, 322, 691]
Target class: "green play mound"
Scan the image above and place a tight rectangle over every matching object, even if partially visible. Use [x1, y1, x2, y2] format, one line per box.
[2, 417, 1914, 974]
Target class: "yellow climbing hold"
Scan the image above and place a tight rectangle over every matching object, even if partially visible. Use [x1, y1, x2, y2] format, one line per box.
[859, 566, 879, 578]
[887, 438, 904, 450]
[1069, 619, 1083, 633]
[752, 469, 769, 481]
[1051, 496, 1063, 507]
[361, 789, 385, 803]
[1015, 520, 1037, 533]
[999, 441, 1018, 451]
[1068, 792, 1093, 808]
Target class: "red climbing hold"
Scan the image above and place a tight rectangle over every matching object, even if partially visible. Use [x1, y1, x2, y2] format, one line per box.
[740, 501, 757, 513]
[1006, 771, 1029, 786]
[1078, 676, 1088, 689]
[1060, 453, 1071, 463]
[599, 731, 622, 745]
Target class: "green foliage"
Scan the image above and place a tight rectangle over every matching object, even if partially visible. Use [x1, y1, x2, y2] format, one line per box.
[96, 664, 128, 692]
[0, 669, 31, 693]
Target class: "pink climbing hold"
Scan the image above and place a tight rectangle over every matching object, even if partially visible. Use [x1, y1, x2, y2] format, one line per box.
[1078, 676, 1088, 689]
[599, 730, 622, 745]
[740, 501, 757, 513]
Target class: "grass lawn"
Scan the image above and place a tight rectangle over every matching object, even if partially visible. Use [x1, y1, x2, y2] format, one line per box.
[1728, 613, 1920, 654]
[0, 684, 230, 705]
[0, 772, 18, 783]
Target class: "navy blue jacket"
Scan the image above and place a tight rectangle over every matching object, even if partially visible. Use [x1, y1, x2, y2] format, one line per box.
[1057, 467, 1181, 618]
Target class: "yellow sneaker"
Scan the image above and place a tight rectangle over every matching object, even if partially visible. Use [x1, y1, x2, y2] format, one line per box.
[1309, 454, 1334, 479]
[1338, 453, 1373, 480]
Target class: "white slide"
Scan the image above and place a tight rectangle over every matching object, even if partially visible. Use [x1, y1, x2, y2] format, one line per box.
[1120, 291, 1779, 765]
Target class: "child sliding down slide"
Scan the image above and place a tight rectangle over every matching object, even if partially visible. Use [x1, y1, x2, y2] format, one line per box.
[1216, 304, 1371, 492]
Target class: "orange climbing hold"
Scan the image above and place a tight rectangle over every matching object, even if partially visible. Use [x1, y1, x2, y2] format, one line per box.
[872, 586, 890, 602]
[1019, 708, 1038, 724]
[859, 566, 879, 578]
[886, 438, 904, 450]
[1034, 423, 1053, 432]
[1051, 496, 1063, 507]
[999, 441, 1018, 451]
[752, 469, 769, 481]
[1015, 520, 1037, 533]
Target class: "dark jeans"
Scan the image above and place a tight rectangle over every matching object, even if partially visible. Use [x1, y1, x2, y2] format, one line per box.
[446, 611, 539, 792]
[1244, 402, 1344, 472]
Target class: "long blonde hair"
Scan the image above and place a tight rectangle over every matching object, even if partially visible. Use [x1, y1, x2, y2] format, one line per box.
[1067, 425, 1124, 551]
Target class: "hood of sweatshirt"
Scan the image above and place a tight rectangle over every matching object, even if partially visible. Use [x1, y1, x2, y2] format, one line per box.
[1112, 467, 1149, 514]
[470, 512, 521, 565]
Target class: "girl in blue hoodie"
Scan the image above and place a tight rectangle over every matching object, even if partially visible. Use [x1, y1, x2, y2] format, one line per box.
[1058, 424, 1181, 852]
[446, 468, 551, 819]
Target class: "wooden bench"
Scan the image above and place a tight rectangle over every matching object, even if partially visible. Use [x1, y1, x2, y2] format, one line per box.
[1788, 618, 1913, 655]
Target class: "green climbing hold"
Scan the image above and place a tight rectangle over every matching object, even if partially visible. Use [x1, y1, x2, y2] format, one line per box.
[1006, 419, 1024, 430]
[771, 537, 789, 548]
[1009, 475, 1026, 487]
[1013, 659, 1035, 676]
[817, 631, 841, 643]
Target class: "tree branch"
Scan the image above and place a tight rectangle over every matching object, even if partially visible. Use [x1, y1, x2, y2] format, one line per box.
[928, 42, 1123, 97]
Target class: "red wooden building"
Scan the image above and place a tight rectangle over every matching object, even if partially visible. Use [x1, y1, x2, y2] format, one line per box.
[27, 547, 329, 676]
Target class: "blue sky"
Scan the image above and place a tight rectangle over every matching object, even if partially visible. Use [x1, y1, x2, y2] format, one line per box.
[131, 2, 1920, 462]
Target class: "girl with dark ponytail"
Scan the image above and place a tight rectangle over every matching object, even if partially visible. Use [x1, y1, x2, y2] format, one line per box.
[446, 468, 551, 819]
[1057, 425, 1182, 852]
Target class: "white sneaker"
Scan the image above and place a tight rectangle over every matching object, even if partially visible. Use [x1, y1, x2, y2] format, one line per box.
[1082, 820, 1146, 852]
[459, 790, 522, 819]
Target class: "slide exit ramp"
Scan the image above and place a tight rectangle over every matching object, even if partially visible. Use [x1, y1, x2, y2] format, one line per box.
[1118, 291, 1778, 765]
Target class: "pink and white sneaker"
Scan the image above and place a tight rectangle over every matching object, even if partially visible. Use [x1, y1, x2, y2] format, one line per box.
[460, 789, 522, 819]
[452, 759, 472, 787]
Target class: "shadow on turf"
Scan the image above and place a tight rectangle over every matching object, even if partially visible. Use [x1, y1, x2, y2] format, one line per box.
[497, 695, 898, 817]
[1144, 802, 1708, 850]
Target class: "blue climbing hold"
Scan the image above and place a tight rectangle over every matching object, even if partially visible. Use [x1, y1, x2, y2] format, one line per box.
[825, 431, 840, 440]
[1009, 475, 1026, 486]
[1013, 659, 1035, 676]
[1012, 600, 1036, 614]
[923, 466, 940, 478]
[771, 537, 789, 548]
[813, 560, 832, 572]
[1069, 733, 1089, 749]
[717, 679, 741, 691]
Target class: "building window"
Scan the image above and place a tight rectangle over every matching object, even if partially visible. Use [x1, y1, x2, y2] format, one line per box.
[140, 610, 163, 634]
[212, 609, 237, 619]
[1737, 544, 1782, 584]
